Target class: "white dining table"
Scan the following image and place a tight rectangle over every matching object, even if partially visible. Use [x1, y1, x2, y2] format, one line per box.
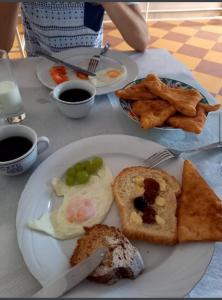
[0, 48, 222, 298]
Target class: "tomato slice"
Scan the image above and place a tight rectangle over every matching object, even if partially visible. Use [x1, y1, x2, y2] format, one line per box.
[49, 65, 69, 84]
[50, 65, 66, 74]
[76, 71, 89, 80]
[52, 73, 68, 84]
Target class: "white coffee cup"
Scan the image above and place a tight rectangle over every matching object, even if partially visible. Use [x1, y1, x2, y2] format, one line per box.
[50, 80, 96, 119]
[0, 125, 49, 176]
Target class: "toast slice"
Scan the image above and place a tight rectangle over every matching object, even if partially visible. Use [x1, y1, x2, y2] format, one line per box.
[113, 167, 181, 245]
[70, 224, 144, 285]
[178, 160, 222, 242]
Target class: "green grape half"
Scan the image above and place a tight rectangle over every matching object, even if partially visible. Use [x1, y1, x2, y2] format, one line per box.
[80, 160, 91, 171]
[73, 162, 85, 172]
[91, 156, 103, 172]
[66, 166, 76, 178]
[85, 160, 96, 174]
[76, 170, 89, 184]
[65, 175, 76, 186]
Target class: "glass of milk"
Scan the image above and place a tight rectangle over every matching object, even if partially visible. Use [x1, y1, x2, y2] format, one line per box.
[0, 50, 26, 124]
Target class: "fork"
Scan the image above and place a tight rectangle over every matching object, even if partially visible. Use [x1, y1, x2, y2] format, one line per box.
[87, 42, 110, 73]
[145, 112, 222, 168]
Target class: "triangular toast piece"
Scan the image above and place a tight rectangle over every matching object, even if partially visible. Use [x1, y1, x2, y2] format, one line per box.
[178, 160, 222, 242]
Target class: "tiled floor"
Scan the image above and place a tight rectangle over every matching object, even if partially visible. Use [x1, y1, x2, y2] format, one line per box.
[104, 19, 222, 103]
[11, 19, 222, 103]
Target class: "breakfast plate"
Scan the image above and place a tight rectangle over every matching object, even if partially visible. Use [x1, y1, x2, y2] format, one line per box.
[36, 48, 138, 95]
[16, 134, 214, 297]
[119, 77, 209, 130]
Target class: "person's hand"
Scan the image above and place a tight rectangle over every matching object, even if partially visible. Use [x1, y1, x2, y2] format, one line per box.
[101, 2, 149, 52]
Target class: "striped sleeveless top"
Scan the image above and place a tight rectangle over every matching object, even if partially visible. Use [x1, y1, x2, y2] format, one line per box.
[21, 2, 105, 56]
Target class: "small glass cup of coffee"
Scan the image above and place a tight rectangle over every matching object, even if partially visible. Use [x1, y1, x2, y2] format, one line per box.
[0, 125, 49, 176]
[50, 80, 96, 118]
[0, 49, 26, 124]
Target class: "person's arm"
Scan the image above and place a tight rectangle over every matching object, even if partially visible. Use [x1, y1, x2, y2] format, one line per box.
[102, 2, 149, 52]
[0, 3, 20, 52]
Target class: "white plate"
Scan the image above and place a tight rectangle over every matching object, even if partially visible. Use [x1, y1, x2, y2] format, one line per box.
[36, 48, 138, 95]
[16, 135, 214, 297]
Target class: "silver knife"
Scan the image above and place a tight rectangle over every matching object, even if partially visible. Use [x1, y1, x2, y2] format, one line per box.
[36, 50, 96, 77]
[32, 247, 107, 298]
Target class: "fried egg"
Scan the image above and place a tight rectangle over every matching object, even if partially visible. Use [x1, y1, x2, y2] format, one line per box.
[27, 164, 113, 239]
[88, 66, 127, 88]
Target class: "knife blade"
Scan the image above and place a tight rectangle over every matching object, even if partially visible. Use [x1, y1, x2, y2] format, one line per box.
[32, 247, 107, 298]
[36, 50, 96, 77]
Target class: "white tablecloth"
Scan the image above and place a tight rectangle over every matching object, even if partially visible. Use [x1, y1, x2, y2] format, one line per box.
[0, 49, 221, 297]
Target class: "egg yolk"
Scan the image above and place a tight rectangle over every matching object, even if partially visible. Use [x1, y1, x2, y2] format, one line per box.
[106, 69, 122, 78]
[66, 197, 96, 223]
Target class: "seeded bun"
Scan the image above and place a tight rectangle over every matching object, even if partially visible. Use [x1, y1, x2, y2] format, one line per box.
[70, 224, 144, 284]
[112, 167, 181, 245]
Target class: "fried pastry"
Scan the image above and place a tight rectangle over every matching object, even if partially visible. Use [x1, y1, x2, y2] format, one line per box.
[178, 160, 222, 242]
[132, 99, 176, 129]
[144, 74, 203, 117]
[198, 102, 221, 113]
[115, 82, 156, 101]
[166, 105, 206, 134]
[131, 99, 161, 117]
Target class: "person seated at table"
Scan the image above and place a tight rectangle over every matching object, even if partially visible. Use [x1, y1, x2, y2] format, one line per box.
[0, 2, 149, 56]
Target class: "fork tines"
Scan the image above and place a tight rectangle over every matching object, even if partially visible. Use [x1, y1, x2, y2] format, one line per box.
[88, 55, 100, 73]
[145, 149, 175, 168]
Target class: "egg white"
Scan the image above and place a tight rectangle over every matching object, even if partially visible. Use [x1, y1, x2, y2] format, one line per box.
[27, 164, 113, 240]
[88, 66, 127, 88]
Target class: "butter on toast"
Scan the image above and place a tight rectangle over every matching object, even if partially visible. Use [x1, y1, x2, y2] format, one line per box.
[112, 167, 181, 245]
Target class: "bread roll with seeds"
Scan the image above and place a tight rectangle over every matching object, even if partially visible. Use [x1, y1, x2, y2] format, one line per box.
[70, 224, 144, 285]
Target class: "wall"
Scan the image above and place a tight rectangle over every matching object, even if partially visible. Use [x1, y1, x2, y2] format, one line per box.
[146, 2, 222, 19]
[104, 2, 222, 21]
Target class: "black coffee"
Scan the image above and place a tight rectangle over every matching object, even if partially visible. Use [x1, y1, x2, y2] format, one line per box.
[0, 136, 33, 162]
[59, 89, 91, 103]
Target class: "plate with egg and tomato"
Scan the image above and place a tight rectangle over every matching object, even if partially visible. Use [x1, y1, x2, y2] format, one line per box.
[16, 134, 214, 298]
[36, 48, 138, 95]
